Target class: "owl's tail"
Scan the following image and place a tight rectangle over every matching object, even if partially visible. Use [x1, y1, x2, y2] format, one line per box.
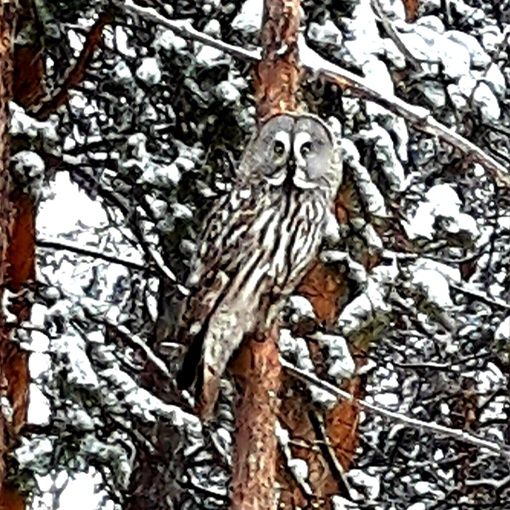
[198, 306, 247, 420]
[177, 301, 247, 421]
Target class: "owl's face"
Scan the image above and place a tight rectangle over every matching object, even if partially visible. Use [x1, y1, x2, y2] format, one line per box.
[239, 113, 341, 193]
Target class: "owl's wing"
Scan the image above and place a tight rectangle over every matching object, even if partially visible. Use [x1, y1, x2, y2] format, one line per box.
[190, 188, 258, 281]
[175, 266, 232, 408]
[176, 188, 261, 417]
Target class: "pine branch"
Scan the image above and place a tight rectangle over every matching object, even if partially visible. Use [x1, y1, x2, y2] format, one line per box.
[117, 0, 510, 189]
[281, 359, 510, 461]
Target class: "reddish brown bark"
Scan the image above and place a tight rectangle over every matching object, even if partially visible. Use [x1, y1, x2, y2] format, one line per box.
[230, 328, 281, 510]
[402, 0, 419, 21]
[2, 0, 114, 472]
[3, 190, 33, 438]
[233, 0, 372, 507]
[230, 1, 302, 508]
[12, 0, 45, 109]
[12, 3, 113, 117]
[253, 0, 301, 122]
[0, 484, 25, 510]
[33, 10, 114, 120]
[0, 4, 15, 280]
[0, 2, 114, 504]
[0, 2, 23, 500]
[12, 44, 45, 109]
[5, 192, 35, 296]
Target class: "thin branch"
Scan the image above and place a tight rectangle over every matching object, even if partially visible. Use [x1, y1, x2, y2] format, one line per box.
[183, 481, 227, 501]
[465, 473, 510, 490]
[309, 411, 357, 501]
[118, 0, 261, 62]
[297, 38, 510, 189]
[86, 311, 173, 379]
[144, 241, 179, 284]
[394, 352, 491, 371]
[450, 282, 510, 311]
[67, 165, 180, 286]
[394, 360, 457, 371]
[115, 2, 510, 188]
[281, 359, 510, 461]
[276, 421, 314, 498]
[371, 0, 422, 72]
[382, 249, 510, 311]
[37, 237, 149, 272]
[381, 249, 419, 261]
[32, 10, 115, 120]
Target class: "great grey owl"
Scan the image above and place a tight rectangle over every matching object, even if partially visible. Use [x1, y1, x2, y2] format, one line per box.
[177, 113, 342, 420]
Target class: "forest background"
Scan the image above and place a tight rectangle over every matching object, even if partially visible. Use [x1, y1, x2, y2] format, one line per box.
[0, 0, 509, 509]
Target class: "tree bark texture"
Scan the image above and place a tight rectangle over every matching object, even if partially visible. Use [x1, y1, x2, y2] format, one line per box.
[230, 328, 281, 510]
[402, 0, 419, 21]
[0, 6, 114, 504]
[253, 0, 301, 122]
[0, 2, 22, 499]
[232, 0, 372, 507]
[229, 1, 301, 508]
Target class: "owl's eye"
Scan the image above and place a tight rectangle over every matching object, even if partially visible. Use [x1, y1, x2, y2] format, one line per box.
[300, 142, 313, 157]
[274, 140, 286, 156]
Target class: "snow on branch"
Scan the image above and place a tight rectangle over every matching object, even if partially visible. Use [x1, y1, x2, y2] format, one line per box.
[119, 0, 261, 62]
[281, 359, 510, 461]
[297, 39, 510, 189]
[117, 0, 510, 189]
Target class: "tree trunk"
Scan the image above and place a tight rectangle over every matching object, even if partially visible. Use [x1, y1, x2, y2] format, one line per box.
[0, 2, 24, 502]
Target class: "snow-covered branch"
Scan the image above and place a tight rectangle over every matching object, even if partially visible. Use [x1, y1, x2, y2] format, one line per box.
[281, 359, 510, 461]
[119, 0, 261, 62]
[117, 0, 510, 188]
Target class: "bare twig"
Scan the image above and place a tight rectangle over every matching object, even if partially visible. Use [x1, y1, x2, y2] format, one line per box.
[371, 0, 422, 72]
[113, 323, 172, 378]
[381, 249, 419, 261]
[276, 421, 314, 498]
[37, 237, 148, 272]
[394, 351, 491, 371]
[84, 308, 172, 379]
[465, 474, 510, 490]
[67, 165, 180, 286]
[119, 0, 261, 62]
[450, 282, 510, 311]
[32, 10, 115, 119]
[143, 242, 178, 284]
[281, 359, 510, 461]
[309, 411, 357, 501]
[394, 360, 456, 370]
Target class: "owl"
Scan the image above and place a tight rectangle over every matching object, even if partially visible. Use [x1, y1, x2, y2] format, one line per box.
[177, 113, 342, 420]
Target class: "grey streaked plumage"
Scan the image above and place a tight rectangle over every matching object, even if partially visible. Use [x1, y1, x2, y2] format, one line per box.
[177, 113, 342, 420]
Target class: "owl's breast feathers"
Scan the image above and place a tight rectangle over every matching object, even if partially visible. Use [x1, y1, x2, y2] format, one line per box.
[177, 181, 331, 420]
